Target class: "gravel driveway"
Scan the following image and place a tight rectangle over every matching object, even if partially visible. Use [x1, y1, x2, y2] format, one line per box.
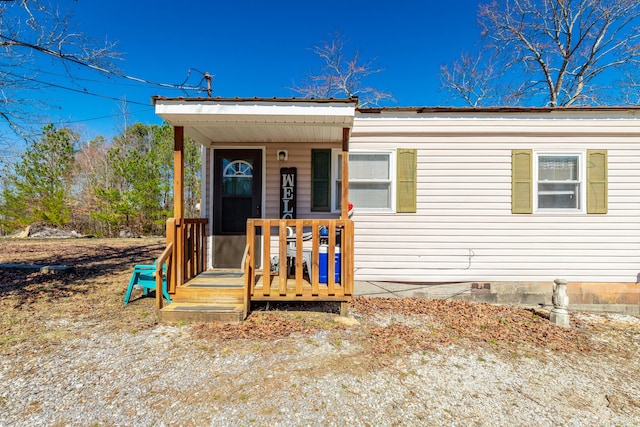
[1, 238, 639, 426]
[2, 310, 639, 426]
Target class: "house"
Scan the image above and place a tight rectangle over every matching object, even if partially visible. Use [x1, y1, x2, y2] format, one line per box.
[152, 97, 640, 321]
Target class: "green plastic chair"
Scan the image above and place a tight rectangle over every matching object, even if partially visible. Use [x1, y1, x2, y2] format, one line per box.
[123, 264, 171, 305]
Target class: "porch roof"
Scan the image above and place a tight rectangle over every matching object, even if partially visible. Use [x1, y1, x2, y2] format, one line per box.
[153, 97, 357, 146]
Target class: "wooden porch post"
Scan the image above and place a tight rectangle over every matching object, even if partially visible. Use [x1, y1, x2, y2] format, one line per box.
[174, 126, 185, 219]
[341, 127, 351, 315]
[174, 126, 184, 288]
[341, 127, 350, 219]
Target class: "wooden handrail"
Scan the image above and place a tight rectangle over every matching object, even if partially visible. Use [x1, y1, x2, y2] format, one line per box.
[155, 242, 173, 310]
[240, 243, 250, 270]
[241, 243, 250, 320]
[181, 218, 208, 282]
[164, 217, 208, 297]
[245, 218, 354, 300]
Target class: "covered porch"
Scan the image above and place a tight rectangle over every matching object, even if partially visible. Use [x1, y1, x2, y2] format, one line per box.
[151, 97, 357, 322]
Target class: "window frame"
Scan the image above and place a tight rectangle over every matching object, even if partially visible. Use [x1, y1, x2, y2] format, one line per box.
[534, 151, 586, 214]
[331, 149, 396, 213]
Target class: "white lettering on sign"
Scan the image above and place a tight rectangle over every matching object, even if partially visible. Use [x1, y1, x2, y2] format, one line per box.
[282, 173, 295, 187]
[281, 170, 296, 219]
[282, 201, 294, 218]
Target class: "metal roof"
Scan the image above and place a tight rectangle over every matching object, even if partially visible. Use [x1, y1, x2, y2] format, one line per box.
[357, 105, 640, 114]
[153, 97, 640, 145]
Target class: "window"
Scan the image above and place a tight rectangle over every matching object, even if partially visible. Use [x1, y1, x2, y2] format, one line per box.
[334, 150, 395, 211]
[536, 153, 583, 211]
[311, 148, 417, 214]
[512, 149, 607, 214]
[222, 159, 253, 196]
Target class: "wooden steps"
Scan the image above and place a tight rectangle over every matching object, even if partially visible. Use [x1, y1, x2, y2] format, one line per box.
[172, 283, 244, 303]
[159, 302, 245, 324]
[158, 269, 246, 324]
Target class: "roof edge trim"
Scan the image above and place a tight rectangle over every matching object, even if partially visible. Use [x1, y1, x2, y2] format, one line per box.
[152, 96, 358, 106]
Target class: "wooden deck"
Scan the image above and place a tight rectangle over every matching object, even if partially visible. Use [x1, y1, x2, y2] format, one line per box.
[252, 274, 350, 301]
[158, 217, 354, 323]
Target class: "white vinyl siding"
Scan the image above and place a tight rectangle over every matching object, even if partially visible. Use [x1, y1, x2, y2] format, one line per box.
[260, 142, 341, 220]
[349, 112, 640, 284]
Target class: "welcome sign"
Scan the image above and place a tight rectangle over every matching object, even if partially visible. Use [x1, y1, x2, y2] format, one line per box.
[280, 167, 296, 219]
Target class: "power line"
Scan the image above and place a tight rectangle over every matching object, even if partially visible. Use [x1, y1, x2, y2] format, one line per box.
[0, 33, 208, 93]
[23, 67, 169, 89]
[4, 70, 152, 106]
[34, 108, 155, 126]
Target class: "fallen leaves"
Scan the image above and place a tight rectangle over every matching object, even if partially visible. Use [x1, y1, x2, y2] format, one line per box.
[1, 238, 637, 364]
[190, 296, 602, 361]
[353, 297, 596, 355]
[193, 311, 345, 341]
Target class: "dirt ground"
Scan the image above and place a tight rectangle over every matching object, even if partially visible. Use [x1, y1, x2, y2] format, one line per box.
[2, 238, 640, 425]
[0, 237, 638, 362]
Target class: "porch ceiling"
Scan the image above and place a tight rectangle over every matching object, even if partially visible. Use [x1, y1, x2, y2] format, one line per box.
[153, 97, 357, 146]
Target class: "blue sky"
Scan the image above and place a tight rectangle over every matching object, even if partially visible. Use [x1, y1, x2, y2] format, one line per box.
[14, 1, 482, 143]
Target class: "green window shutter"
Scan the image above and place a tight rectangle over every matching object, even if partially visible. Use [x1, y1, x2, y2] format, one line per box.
[396, 149, 417, 213]
[512, 150, 533, 214]
[587, 149, 608, 214]
[311, 149, 331, 211]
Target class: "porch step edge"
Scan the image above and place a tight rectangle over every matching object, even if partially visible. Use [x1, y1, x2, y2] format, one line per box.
[159, 302, 245, 324]
[171, 297, 244, 304]
[173, 286, 244, 303]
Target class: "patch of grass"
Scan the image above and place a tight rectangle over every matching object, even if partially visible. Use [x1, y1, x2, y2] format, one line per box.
[0, 238, 165, 355]
[0, 334, 23, 344]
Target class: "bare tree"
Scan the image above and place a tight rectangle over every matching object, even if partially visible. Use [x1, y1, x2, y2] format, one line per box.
[440, 51, 504, 107]
[441, 0, 640, 107]
[291, 31, 393, 107]
[620, 68, 640, 104]
[0, 0, 119, 138]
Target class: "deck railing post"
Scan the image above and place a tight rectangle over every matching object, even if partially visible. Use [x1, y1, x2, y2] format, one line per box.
[166, 218, 178, 293]
[344, 219, 354, 296]
[188, 222, 195, 278]
[262, 220, 272, 296]
[201, 221, 207, 273]
[156, 242, 173, 311]
[294, 218, 304, 296]
[311, 219, 320, 295]
[199, 221, 202, 272]
[246, 219, 256, 297]
[278, 220, 288, 296]
[327, 221, 336, 296]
